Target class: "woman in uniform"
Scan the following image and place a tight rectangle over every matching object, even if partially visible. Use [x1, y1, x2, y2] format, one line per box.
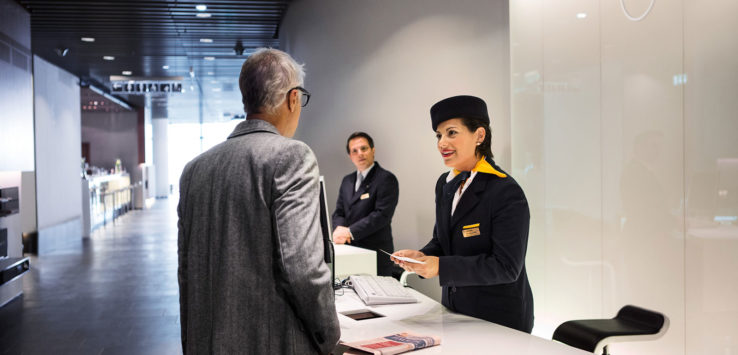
[392, 95, 534, 333]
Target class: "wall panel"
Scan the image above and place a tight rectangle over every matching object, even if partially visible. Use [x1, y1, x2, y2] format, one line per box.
[684, 0, 738, 353]
[513, 0, 737, 353]
[0, 0, 34, 172]
[33, 55, 82, 253]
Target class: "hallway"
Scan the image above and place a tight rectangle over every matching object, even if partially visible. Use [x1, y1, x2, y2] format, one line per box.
[0, 200, 182, 355]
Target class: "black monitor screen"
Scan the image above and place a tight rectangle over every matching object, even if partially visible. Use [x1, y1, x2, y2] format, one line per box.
[318, 177, 336, 287]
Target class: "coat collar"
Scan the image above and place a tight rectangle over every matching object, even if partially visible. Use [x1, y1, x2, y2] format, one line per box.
[442, 157, 507, 232]
[449, 173, 490, 228]
[227, 118, 281, 139]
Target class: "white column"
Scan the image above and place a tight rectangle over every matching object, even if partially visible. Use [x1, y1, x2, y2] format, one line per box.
[152, 104, 169, 198]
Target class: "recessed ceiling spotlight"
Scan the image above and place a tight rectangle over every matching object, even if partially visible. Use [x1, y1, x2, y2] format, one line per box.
[212, 88, 222, 92]
[81, 37, 95, 42]
[204, 56, 215, 61]
[200, 38, 213, 43]
[162, 65, 170, 69]
[196, 4, 207, 11]
[207, 71, 214, 75]
[576, 12, 587, 19]
[196, 13, 212, 18]
[122, 71, 132, 75]
[103, 56, 115, 61]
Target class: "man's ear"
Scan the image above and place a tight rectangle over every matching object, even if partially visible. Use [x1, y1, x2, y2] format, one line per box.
[289, 90, 298, 112]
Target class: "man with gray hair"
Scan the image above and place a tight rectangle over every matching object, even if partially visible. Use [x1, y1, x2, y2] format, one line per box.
[177, 48, 340, 354]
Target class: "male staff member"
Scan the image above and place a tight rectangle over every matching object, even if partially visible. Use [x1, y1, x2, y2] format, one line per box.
[332, 132, 399, 276]
[177, 48, 339, 354]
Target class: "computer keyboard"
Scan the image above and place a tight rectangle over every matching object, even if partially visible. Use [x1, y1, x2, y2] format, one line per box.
[349, 275, 417, 305]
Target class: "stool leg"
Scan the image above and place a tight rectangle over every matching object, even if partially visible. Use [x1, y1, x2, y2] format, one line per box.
[602, 345, 610, 355]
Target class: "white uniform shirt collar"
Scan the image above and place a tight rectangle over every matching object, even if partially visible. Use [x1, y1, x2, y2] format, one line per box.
[448, 170, 478, 216]
[358, 163, 375, 179]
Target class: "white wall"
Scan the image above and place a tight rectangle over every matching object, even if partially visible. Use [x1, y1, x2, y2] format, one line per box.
[281, 1, 511, 293]
[0, 0, 32, 307]
[0, 0, 34, 172]
[33, 55, 82, 252]
[511, 0, 738, 354]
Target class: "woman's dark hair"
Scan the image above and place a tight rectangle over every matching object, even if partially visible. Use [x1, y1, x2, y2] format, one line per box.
[459, 118, 493, 159]
[346, 131, 374, 154]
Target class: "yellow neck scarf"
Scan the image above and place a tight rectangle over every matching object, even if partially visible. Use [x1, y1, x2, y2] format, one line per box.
[452, 156, 507, 178]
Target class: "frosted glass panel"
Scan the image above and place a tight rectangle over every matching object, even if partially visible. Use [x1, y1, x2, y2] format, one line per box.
[600, 0, 685, 353]
[512, 0, 738, 353]
[684, 0, 738, 353]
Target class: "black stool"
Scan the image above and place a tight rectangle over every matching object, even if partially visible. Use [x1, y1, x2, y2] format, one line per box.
[552, 305, 669, 354]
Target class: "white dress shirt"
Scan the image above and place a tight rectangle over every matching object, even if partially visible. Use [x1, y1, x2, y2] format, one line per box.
[355, 163, 375, 192]
[446, 170, 478, 216]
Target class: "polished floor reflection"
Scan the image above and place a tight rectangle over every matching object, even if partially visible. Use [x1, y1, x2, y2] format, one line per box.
[0, 199, 181, 355]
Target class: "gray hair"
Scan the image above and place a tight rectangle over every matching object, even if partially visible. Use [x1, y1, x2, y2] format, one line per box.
[239, 48, 305, 115]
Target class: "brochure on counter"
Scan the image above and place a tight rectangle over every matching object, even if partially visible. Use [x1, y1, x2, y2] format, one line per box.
[342, 332, 441, 355]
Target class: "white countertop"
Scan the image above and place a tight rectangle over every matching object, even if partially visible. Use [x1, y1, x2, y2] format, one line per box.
[334, 287, 588, 354]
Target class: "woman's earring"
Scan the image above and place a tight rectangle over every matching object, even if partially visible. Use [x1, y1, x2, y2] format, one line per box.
[476, 142, 481, 146]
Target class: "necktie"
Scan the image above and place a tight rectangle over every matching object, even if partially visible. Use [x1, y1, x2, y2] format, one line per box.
[355, 172, 364, 192]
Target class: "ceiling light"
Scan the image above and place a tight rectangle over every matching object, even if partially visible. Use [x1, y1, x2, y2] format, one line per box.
[200, 38, 213, 43]
[81, 37, 95, 42]
[162, 65, 170, 69]
[103, 56, 115, 61]
[196, 13, 212, 18]
[207, 71, 214, 75]
[204, 56, 215, 61]
[122, 71, 132, 75]
[212, 88, 221, 92]
[576, 12, 587, 19]
[196, 4, 207, 11]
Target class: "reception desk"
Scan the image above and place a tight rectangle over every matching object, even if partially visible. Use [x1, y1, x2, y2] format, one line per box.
[335, 288, 588, 354]
[333, 244, 376, 278]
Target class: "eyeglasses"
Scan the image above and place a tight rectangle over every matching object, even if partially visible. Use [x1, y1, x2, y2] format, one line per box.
[288, 86, 311, 107]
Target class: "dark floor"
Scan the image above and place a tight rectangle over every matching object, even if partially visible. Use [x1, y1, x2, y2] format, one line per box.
[0, 199, 182, 355]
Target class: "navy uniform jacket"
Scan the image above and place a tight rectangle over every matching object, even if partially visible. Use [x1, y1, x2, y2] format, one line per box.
[332, 162, 399, 276]
[420, 157, 534, 333]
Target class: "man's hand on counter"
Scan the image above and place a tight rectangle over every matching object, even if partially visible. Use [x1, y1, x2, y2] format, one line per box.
[332, 226, 352, 244]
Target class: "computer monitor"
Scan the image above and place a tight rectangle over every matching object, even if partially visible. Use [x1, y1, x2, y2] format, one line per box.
[318, 176, 337, 288]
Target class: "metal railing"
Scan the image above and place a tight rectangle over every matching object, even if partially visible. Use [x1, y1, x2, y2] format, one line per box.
[91, 182, 142, 229]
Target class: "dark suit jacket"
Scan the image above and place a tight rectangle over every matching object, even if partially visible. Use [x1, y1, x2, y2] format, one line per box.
[178, 119, 340, 354]
[420, 158, 534, 333]
[332, 162, 399, 275]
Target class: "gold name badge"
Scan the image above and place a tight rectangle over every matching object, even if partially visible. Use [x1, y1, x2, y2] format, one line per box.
[462, 223, 481, 238]
[360, 193, 370, 200]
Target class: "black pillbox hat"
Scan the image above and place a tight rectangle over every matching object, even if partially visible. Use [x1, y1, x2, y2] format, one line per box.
[430, 95, 490, 131]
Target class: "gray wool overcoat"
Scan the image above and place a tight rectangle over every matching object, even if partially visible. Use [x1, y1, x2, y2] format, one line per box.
[177, 119, 340, 354]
